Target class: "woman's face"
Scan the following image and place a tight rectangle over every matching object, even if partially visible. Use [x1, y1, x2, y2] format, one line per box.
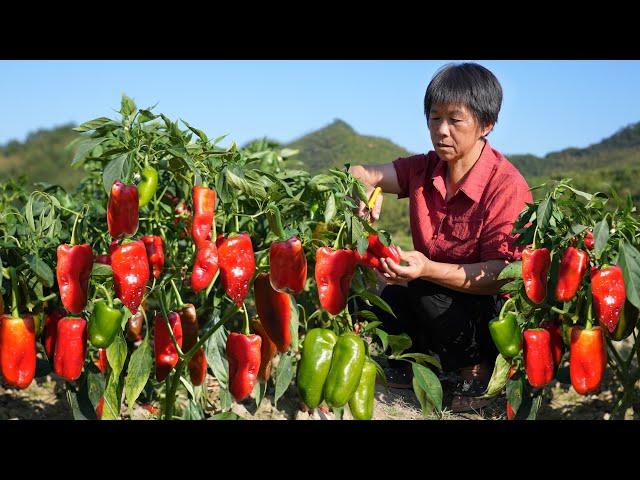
[428, 103, 490, 162]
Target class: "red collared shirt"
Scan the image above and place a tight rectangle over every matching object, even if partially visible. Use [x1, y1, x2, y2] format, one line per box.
[392, 140, 533, 264]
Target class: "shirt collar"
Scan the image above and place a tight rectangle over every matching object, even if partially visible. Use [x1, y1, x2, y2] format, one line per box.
[430, 139, 498, 204]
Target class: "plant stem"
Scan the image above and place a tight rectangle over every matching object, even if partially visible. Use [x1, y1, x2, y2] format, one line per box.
[170, 280, 184, 308]
[157, 288, 184, 356]
[243, 303, 250, 336]
[9, 267, 19, 318]
[333, 222, 346, 250]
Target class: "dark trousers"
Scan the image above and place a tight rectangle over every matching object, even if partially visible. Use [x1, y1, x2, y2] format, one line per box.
[358, 279, 504, 372]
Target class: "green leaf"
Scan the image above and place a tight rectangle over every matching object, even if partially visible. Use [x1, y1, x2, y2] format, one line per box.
[387, 333, 412, 357]
[480, 354, 511, 398]
[514, 392, 542, 420]
[138, 109, 158, 123]
[66, 387, 94, 420]
[500, 279, 523, 295]
[356, 235, 369, 256]
[102, 154, 127, 194]
[180, 376, 196, 399]
[374, 328, 389, 352]
[87, 370, 106, 409]
[412, 376, 433, 417]
[398, 352, 441, 370]
[536, 197, 553, 232]
[411, 363, 443, 414]
[324, 194, 337, 223]
[121, 94, 136, 116]
[182, 119, 209, 143]
[289, 296, 299, 352]
[354, 181, 369, 204]
[564, 185, 593, 201]
[106, 334, 127, 378]
[73, 117, 113, 132]
[356, 290, 396, 318]
[209, 412, 243, 420]
[27, 255, 54, 288]
[204, 316, 229, 388]
[619, 241, 640, 310]
[71, 138, 106, 167]
[219, 387, 232, 410]
[125, 337, 153, 409]
[274, 354, 293, 408]
[362, 320, 382, 331]
[497, 261, 522, 280]
[506, 376, 524, 413]
[91, 263, 113, 277]
[253, 380, 267, 409]
[593, 218, 609, 259]
[356, 311, 380, 324]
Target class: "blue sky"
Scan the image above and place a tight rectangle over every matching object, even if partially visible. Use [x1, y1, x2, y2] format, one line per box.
[1, 60, 639, 157]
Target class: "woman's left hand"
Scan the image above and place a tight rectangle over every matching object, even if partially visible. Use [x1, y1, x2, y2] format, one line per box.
[378, 246, 432, 284]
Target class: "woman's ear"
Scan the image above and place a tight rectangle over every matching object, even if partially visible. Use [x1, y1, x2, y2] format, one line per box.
[481, 123, 495, 138]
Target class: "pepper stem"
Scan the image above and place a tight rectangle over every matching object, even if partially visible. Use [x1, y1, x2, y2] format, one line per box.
[98, 284, 114, 308]
[9, 267, 19, 318]
[242, 302, 250, 336]
[70, 208, 83, 246]
[333, 222, 346, 250]
[266, 204, 285, 240]
[585, 287, 593, 330]
[170, 280, 184, 309]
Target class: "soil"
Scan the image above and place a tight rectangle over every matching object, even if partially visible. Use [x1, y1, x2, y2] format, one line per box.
[2, 338, 638, 420]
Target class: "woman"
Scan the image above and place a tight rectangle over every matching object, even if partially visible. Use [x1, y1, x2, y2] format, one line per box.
[350, 62, 532, 412]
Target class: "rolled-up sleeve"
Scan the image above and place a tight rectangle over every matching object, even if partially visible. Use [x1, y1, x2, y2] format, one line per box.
[479, 176, 533, 262]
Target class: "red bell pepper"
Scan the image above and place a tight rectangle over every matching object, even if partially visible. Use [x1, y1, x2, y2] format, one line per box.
[190, 240, 219, 293]
[191, 186, 216, 248]
[43, 308, 65, 361]
[96, 347, 108, 374]
[154, 311, 183, 382]
[179, 304, 207, 386]
[107, 180, 139, 239]
[522, 247, 550, 304]
[315, 247, 357, 315]
[540, 319, 563, 367]
[226, 332, 262, 401]
[254, 272, 291, 353]
[584, 230, 594, 250]
[53, 317, 88, 382]
[555, 247, 588, 302]
[570, 325, 606, 395]
[269, 236, 307, 295]
[251, 318, 278, 383]
[95, 254, 111, 265]
[141, 235, 165, 280]
[216, 233, 256, 307]
[56, 243, 94, 314]
[523, 328, 554, 388]
[354, 234, 401, 272]
[0, 313, 36, 389]
[591, 265, 626, 333]
[111, 240, 150, 313]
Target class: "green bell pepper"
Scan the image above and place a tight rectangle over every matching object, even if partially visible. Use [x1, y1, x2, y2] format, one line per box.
[138, 165, 159, 208]
[89, 300, 123, 348]
[610, 301, 638, 341]
[297, 328, 338, 409]
[488, 298, 522, 358]
[348, 358, 377, 420]
[324, 332, 365, 408]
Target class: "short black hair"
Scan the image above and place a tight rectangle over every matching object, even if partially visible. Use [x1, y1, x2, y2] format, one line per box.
[424, 63, 503, 133]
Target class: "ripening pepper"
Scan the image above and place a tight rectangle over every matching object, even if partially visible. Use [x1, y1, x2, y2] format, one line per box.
[96, 348, 108, 374]
[127, 301, 146, 342]
[56, 243, 94, 314]
[43, 308, 65, 361]
[348, 358, 377, 420]
[216, 233, 256, 307]
[111, 240, 150, 313]
[315, 247, 357, 315]
[610, 301, 638, 341]
[137, 165, 159, 208]
[107, 180, 139, 239]
[141, 235, 164, 280]
[591, 265, 626, 333]
[154, 311, 183, 382]
[584, 230, 594, 250]
[254, 273, 291, 353]
[297, 328, 338, 409]
[179, 304, 207, 386]
[540, 319, 563, 367]
[269, 236, 307, 295]
[488, 299, 522, 358]
[89, 300, 123, 348]
[522, 247, 550, 304]
[0, 314, 36, 389]
[324, 333, 366, 408]
[191, 240, 219, 293]
[96, 396, 104, 420]
[191, 186, 216, 248]
[95, 254, 111, 265]
[354, 234, 401, 272]
[523, 328, 554, 388]
[53, 317, 88, 382]
[570, 325, 606, 395]
[251, 318, 278, 383]
[555, 247, 588, 302]
[226, 332, 262, 401]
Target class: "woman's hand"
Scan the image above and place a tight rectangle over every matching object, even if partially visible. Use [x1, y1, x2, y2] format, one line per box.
[378, 246, 432, 284]
[355, 185, 384, 222]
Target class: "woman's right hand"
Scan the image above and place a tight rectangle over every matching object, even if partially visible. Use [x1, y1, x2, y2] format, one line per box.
[356, 186, 384, 222]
